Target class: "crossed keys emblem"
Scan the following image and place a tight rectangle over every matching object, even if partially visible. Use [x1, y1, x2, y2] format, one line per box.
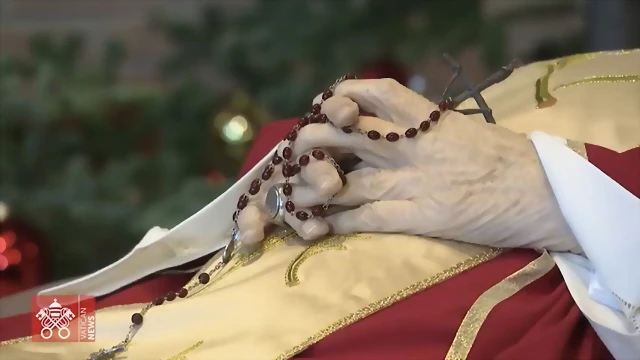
[34, 298, 76, 339]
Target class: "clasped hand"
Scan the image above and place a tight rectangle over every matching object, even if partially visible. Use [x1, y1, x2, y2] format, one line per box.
[238, 78, 581, 253]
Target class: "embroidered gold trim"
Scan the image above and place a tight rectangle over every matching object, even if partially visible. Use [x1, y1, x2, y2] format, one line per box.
[285, 234, 363, 287]
[275, 248, 505, 360]
[444, 251, 555, 360]
[166, 340, 204, 360]
[566, 140, 588, 160]
[535, 49, 640, 108]
[554, 75, 640, 90]
[0, 336, 29, 347]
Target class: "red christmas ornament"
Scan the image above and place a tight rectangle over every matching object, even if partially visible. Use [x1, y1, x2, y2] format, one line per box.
[0, 213, 51, 298]
[358, 59, 409, 86]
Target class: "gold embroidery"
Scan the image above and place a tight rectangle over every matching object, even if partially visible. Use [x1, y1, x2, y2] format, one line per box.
[554, 75, 640, 90]
[285, 234, 364, 287]
[0, 336, 29, 347]
[534, 49, 640, 108]
[566, 140, 588, 160]
[165, 340, 204, 360]
[275, 248, 505, 360]
[186, 228, 295, 298]
[444, 251, 555, 360]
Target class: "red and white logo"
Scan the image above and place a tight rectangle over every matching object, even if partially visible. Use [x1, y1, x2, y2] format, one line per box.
[31, 295, 96, 342]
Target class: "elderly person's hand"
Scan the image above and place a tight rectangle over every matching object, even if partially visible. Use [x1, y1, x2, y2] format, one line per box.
[289, 78, 581, 253]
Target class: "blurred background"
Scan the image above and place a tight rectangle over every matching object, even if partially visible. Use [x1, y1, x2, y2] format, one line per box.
[0, 0, 638, 296]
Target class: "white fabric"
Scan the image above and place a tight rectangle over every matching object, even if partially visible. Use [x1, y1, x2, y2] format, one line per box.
[531, 131, 640, 359]
[40, 144, 279, 297]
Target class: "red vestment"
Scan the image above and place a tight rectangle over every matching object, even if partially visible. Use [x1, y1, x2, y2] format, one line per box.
[2, 119, 638, 359]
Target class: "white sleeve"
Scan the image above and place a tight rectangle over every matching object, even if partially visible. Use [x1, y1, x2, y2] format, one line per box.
[530, 131, 640, 359]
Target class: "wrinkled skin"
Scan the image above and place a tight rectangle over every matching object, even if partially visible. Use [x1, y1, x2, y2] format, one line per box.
[239, 78, 581, 253]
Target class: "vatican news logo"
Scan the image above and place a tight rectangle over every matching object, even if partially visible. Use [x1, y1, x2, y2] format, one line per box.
[31, 295, 96, 342]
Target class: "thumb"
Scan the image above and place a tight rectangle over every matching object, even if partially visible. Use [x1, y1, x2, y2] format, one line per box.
[326, 200, 422, 235]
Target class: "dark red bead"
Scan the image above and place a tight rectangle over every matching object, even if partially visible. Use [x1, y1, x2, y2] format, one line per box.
[232, 210, 239, 221]
[291, 164, 301, 175]
[262, 165, 274, 180]
[419, 121, 430, 131]
[283, 147, 293, 160]
[438, 100, 449, 112]
[237, 194, 248, 209]
[251, 179, 262, 188]
[322, 90, 333, 100]
[386, 132, 400, 142]
[405, 128, 418, 138]
[367, 130, 381, 140]
[272, 152, 283, 165]
[312, 150, 325, 160]
[283, 183, 293, 196]
[296, 211, 309, 221]
[166, 292, 177, 301]
[249, 185, 260, 195]
[342, 127, 353, 134]
[198, 273, 210, 284]
[429, 110, 441, 122]
[178, 288, 188, 298]
[285, 200, 295, 213]
[153, 297, 164, 306]
[310, 114, 323, 123]
[319, 114, 329, 123]
[299, 155, 310, 166]
[312, 103, 322, 114]
[131, 313, 143, 325]
[298, 116, 310, 127]
[340, 173, 348, 186]
[345, 73, 356, 80]
[311, 206, 324, 217]
[286, 130, 297, 141]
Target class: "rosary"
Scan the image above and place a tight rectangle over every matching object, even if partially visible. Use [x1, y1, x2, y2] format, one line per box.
[88, 54, 520, 359]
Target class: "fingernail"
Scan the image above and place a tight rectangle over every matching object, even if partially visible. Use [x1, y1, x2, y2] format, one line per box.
[301, 221, 328, 241]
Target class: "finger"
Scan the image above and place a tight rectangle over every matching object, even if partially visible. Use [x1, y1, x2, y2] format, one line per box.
[334, 78, 433, 127]
[285, 211, 329, 241]
[331, 168, 420, 206]
[319, 95, 360, 128]
[326, 200, 421, 234]
[236, 203, 268, 245]
[284, 123, 368, 157]
[294, 159, 342, 204]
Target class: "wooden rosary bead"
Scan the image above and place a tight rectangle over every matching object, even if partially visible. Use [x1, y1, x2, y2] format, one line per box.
[312, 149, 325, 160]
[296, 211, 309, 221]
[178, 288, 188, 298]
[438, 100, 449, 112]
[232, 210, 239, 221]
[345, 73, 357, 80]
[299, 155, 310, 166]
[237, 194, 249, 210]
[166, 292, 177, 301]
[342, 126, 353, 134]
[322, 90, 333, 100]
[153, 297, 164, 306]
[367, 130, 381, 140]
[262, 165, 274, 180]
[311, 205, 325, 217]
[310, 114, 323, 123]
[283, 147, 293, 160]
[283, 183, 293, 196]
[312, 103, 322, 114]
[285, 200, 295, 213]
[419, 121, 431, 132]
[198, 273, 210, 284]
[286, 130, 297, 141]
[320, 114, 329, 123]
[429, 110, 441, 122]
[131, 313, 143, 325]
[282, 164, 293, 177]
[291, 164, 301, 176]
[385, 132, 400, 142]
[272, 152, 283, 165]
[299, 116, 310, 127]
[405, 128, 418, 138]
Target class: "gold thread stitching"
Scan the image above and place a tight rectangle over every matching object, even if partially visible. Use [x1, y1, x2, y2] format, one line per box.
[285, 234, 363, 286]
[274, 248, 505, 360]
[554, 75, 640, 90]
[444, 251, 555, 360]
[165, 340, 204, 360]
[535, 49, 639, 108]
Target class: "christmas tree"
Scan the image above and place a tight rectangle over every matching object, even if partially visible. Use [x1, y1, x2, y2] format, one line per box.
[0, 0, 582, 282]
